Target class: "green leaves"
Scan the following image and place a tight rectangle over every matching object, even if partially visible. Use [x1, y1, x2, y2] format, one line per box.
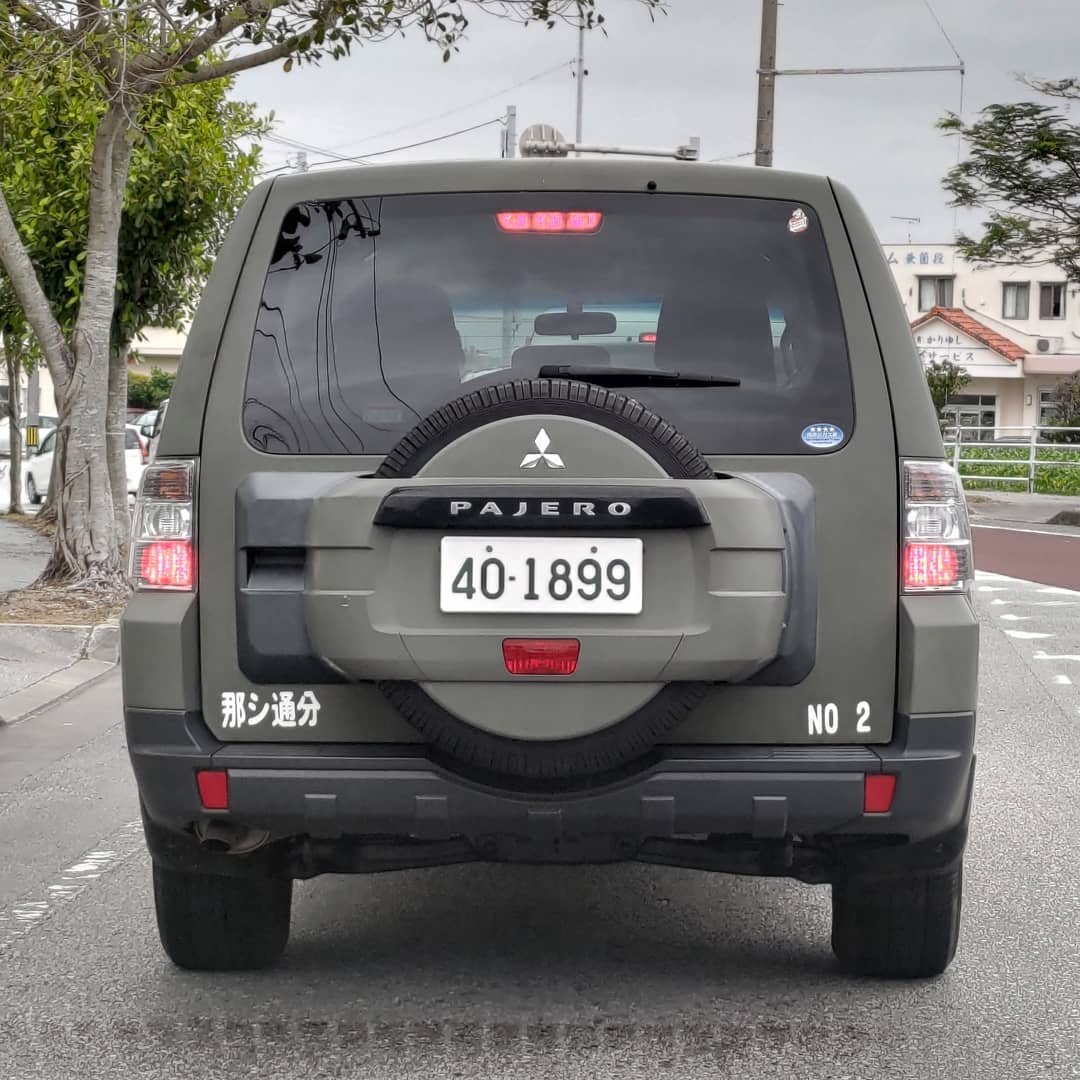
[940, 81, 1080, 280]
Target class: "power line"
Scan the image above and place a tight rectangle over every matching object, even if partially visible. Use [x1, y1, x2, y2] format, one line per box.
[921, 0, 964, 65]
[302, 117, 505, 170]
[325, 58, 575, 154]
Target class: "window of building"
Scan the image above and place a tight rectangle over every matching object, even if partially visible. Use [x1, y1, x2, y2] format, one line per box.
[1002, 282, 1030, 319]
[918, 276, 955, 312]
[1039, 386, 1059, 428]
[1039, 283, 1066, 320]
[941, 394, 997, 442]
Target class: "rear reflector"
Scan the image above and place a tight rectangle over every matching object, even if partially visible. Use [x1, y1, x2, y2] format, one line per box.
[496, 211, 603, 234]
[638, 331, 657, 343]
[137, 540, 195, 589]
[197, 769, 229, 811]
[503, 638, 580, 676]
[864, 773, 897, 814]
[903, 542, 960, 590]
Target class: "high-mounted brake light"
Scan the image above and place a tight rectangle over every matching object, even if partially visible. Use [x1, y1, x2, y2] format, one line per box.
[496, 211, 603, 234]
[130, 460, 197, 591]
[901, 461, 971, 593]
[503, 639, 580, 675]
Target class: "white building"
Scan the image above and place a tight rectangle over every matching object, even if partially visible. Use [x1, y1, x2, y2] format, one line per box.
[1, 324, 186, 426]
[884, 243, 1080, 437]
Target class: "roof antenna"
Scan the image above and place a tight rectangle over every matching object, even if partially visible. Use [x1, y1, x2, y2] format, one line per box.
[891, 215, 921, 243]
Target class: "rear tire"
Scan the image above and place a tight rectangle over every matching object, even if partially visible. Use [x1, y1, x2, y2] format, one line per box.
[26, 474, 42, 505]
[152, 863, 292, 971]
[831, 863, 963, 978]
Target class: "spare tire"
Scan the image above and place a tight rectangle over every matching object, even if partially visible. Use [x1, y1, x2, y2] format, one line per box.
[375, 378, 713, 781]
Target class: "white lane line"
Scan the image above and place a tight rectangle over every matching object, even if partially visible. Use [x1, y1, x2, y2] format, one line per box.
[972, 524, 1080, 538]
[0, 820, 143, 954]
[975, 571, 1080, 596]
[1004, 630, 1054, 640]
[1038, 586, 1080, 596]
[997, 614, 1033, 621]
[1033, 651, 1080, 663]
[1053, 675, 1074, 686]
[991, 599, 1080, 607]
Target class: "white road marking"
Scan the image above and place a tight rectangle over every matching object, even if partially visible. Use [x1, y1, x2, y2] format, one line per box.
[1038, 586, 1080, 596]
[977, 585, 1012, 592]
[1004, 630, 1054, 640]
[972, 523, 1080, 538]
[991, 599, 1080, 607]
[997, 614, 1033, 621]
[1053, 675, 1074, 686]
[1033, 651, 1080, 663]
[0, 820, 143, 953]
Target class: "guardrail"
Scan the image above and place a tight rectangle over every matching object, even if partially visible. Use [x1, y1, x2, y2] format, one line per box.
[941, 424, 1080, 494]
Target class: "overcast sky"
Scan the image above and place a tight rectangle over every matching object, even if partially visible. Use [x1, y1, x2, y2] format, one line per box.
[232, 0, 1077, 244]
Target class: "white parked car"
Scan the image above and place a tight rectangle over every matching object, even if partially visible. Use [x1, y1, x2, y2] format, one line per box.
[24, 423, 147, 505]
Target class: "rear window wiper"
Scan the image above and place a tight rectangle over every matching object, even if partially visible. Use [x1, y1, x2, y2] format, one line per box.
[536, 364, 741, 388]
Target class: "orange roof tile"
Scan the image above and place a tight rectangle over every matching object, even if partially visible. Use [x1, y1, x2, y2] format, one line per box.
[910, 306, 1026, 363]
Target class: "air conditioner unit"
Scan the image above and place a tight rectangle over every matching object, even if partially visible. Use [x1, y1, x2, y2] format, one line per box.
[1036, 337, 1065, 353]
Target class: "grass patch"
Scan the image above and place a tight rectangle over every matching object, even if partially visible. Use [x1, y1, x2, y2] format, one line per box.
[954, 445, 1080, 496]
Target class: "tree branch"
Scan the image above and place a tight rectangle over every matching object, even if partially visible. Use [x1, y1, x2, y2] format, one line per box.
[170, 38, 296, 85]
[0, 184, 74, 386]
[9, 0, 72, 39]
[131, 0, 281, 84]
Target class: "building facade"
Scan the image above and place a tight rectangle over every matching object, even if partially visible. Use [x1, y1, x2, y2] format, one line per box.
[883, 243, 1079, 438]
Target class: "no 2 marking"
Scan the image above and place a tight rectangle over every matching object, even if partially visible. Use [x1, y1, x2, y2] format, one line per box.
[807, 700, 871, 736]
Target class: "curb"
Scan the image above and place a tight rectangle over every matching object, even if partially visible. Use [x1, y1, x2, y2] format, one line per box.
[0, 620, 119, 728]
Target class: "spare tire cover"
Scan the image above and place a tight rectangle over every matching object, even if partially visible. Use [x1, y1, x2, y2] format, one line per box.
[376, 379, 712, 780]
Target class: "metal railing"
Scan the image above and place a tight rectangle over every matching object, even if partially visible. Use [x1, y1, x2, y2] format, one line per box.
[940, 424, 1080, 493]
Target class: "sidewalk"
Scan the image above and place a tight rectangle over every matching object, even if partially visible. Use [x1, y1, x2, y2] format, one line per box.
[965, 489, 1080, 531]
[0, 515, 119, 726]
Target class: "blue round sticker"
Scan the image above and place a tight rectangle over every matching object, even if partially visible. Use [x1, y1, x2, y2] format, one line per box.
[801, 423, 845, 449]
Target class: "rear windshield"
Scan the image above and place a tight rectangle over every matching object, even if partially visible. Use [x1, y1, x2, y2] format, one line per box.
[244, 191, 853, 455]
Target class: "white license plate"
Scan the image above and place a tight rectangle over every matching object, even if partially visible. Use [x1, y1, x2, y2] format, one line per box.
[439, 537, 643, 614]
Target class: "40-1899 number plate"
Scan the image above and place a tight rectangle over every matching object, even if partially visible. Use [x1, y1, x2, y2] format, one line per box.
[439, 536, 643, 614]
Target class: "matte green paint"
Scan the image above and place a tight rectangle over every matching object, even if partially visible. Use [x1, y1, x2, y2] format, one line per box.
[123, 158, 978, 749]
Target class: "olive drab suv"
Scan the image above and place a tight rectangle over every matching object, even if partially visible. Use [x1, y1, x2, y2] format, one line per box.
[121, 160, 978, 977]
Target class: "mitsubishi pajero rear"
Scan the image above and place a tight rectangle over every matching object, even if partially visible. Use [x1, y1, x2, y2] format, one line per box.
[121, 159, 978, 977]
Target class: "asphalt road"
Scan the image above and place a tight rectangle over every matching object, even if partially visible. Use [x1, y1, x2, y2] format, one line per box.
[973, 524, 1080, 591]
[1, 574, 1079, 1079]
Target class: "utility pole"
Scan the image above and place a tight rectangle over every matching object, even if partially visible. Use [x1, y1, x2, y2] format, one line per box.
[753, 0, 964, 167]
[754, 0, 778, 167]
[502, 104, 517, 159]
[574, 24, 585, 157]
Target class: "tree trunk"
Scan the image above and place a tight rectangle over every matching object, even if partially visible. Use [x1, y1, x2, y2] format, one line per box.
[107, 339, 131, 549]
[3, 334, 22, 514]
[39, 102, 135, 585]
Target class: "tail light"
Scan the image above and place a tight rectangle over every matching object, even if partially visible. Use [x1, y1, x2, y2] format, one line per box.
[901, 460, 971, 593]
[130, 460, 196, 591]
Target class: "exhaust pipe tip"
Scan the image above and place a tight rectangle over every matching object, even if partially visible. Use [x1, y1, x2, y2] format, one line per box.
[196, 820, 271, 855]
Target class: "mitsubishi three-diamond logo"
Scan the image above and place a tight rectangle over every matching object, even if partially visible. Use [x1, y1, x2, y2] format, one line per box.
[519, 428, 565, 469]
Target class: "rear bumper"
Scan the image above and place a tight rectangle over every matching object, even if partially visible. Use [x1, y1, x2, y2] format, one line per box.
[127, 709, 975, 879]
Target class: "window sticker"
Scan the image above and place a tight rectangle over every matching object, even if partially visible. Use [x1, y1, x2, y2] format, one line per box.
[801, 422, 844, 449]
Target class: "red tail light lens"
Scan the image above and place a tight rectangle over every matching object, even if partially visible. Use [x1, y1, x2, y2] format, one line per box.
[638, 332, 657, 344]
[496, 211, 603, 234]
[903, 543, 960, 590]
[864, 773, 897, 813]
[138, 540, 195, 589]
[197, 769, 229, 811]
[503, 638, 580, 676]
[901, 461, 971, 593]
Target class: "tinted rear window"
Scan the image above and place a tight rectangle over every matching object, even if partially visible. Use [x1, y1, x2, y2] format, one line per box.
[244, 192, 852, 455]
